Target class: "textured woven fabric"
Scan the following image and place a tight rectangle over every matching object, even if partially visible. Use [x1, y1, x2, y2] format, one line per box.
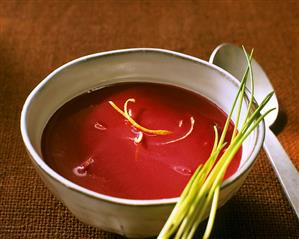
[0, 0, 298, 238]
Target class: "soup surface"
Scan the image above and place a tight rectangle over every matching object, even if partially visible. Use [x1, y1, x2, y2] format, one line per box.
[42, 82, 241, 199]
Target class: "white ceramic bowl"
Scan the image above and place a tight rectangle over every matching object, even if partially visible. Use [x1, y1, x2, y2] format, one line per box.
[20, 48, 265, 238]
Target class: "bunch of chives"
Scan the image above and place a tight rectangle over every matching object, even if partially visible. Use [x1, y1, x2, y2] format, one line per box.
[158, 47, 274, 239]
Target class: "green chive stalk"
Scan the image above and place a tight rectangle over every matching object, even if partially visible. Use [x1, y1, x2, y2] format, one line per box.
[158, 47, 274, 239]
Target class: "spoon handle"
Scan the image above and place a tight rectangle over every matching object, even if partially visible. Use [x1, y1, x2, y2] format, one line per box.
[263, 128, 299, 218]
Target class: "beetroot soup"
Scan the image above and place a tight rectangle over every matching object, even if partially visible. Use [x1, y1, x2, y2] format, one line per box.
[42, 83, 241, 200]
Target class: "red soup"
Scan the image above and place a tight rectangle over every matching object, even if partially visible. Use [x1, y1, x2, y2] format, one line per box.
[42, 82, 241, 200]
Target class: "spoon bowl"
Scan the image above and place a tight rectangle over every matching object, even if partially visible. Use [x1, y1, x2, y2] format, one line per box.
[209, 43, 279, 127]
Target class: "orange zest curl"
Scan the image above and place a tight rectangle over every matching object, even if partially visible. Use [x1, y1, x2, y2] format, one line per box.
[108, 98, 172, 135]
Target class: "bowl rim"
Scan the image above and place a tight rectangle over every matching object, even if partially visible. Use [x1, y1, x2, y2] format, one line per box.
[20, 48, 265, 206]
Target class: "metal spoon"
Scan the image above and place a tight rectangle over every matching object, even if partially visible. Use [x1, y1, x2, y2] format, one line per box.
[209, 43, 299, 218]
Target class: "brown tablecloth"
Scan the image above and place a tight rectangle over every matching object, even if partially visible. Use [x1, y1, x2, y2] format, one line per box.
[0, 0, 298, 238]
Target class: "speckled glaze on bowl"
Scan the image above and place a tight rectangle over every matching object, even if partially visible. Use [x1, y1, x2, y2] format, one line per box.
[20, 48, 265, 238]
